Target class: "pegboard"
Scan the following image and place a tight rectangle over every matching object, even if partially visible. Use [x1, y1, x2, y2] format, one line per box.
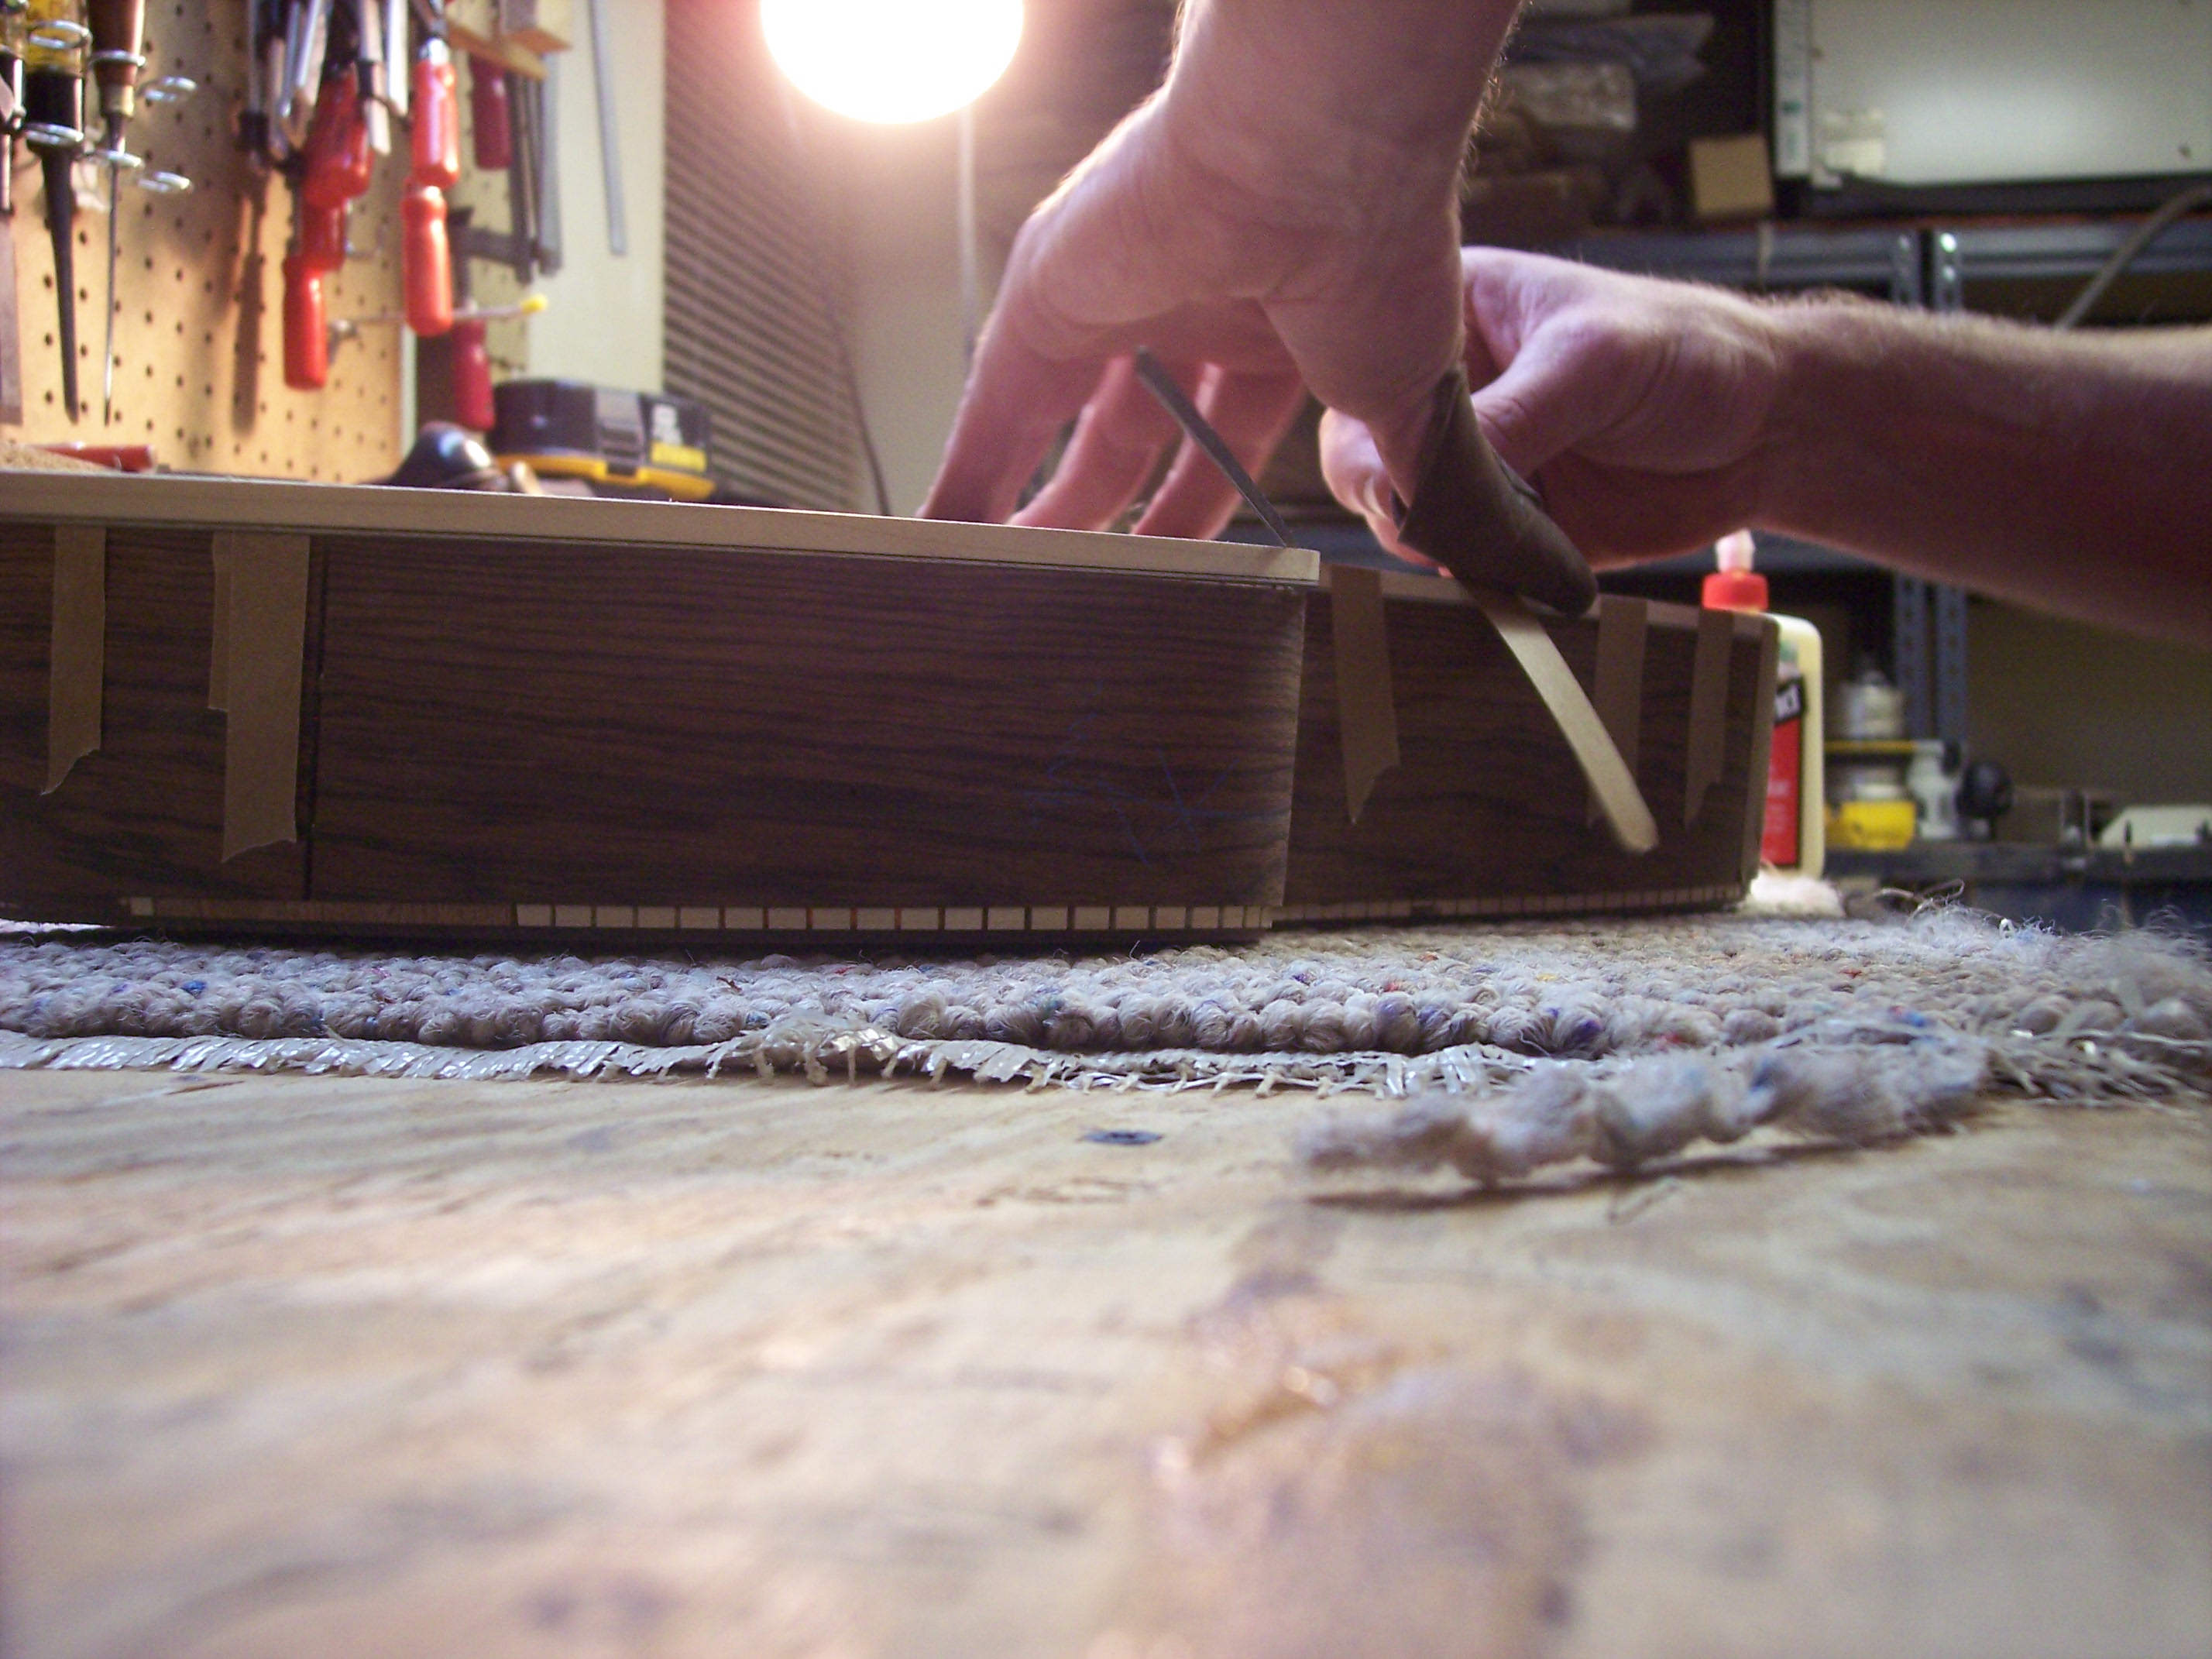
[3, 1, 405, 479]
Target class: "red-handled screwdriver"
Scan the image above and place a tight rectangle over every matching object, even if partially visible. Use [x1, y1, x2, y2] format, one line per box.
[283, 65, 368, 390]
[403, 13, 458, 338]
[468, 50, 507, 170]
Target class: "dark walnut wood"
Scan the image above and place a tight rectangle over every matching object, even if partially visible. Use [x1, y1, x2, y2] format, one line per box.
[0, 523, 308, 914]
[304, 537, 1305, 911]
[1286, 592, 1771, 909]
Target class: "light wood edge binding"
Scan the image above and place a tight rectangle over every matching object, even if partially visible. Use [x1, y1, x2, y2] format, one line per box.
[1278, 885, 1746, 922]
[1587, 595, 1647, 827]
[1476, 592, 1660, 855]
[0, 473, 1321, 588]
[1683, 605, 1736, 826]
[1325, 565, 1400, 823]
[118, 900, 1276, 934]
[43, 524, 105, 794]
[1739, 620, 1782, 883]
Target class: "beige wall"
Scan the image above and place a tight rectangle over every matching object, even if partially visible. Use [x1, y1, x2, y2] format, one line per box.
[528, 0, 667, 388]
[840, 118, 977, 514]
[1970, 600, 2212, 804]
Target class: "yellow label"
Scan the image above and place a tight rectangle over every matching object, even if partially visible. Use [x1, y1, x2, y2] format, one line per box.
[649, 441, 708, 474]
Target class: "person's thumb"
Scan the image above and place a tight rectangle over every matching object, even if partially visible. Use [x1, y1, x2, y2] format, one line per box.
[1317, 408, 1439, 569]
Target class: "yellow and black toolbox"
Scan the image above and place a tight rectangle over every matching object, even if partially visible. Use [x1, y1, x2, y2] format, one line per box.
[491, 380, 714, 501]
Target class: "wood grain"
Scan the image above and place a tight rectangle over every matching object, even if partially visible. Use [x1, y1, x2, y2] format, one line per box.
[0, 524, 308, 913]
[1287, 589, 1772, 909]
[307, 536, 1307, 911]
[3, 1068, 2204, 1659]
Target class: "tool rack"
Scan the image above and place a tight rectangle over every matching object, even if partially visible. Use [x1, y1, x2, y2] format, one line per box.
[2, 3, 407, 479]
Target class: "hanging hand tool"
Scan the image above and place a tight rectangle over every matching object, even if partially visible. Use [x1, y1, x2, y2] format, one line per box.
[283, 57, 369, 389]
[402, 0, 458, 337]
[21, 0, 87, 422]
[2, 5, 26, 426]
[85, 0, 144, 425]
[468, 47, 506, 169]
[379, 0, 405, 118]
[583, 0, 622, 255]
[355, 0, 388, 153]
[239, 0, 279, 164]
[276, 0, 330, 149]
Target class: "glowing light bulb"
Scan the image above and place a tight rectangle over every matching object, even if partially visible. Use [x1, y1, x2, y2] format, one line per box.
[762, 0, 1023, 124]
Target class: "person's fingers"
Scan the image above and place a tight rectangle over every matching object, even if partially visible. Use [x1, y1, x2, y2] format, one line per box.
[1314, 408, 1441, 571]
[921, 289, 1113, 524]
[1132, 366, 1308, 541]
[1012, 356, 1183, 531]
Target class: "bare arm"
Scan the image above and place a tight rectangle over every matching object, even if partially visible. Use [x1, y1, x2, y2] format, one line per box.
[1321, 249, 2212, 647]
[1764, 305, 2212, 644]
[922, 0, 1524, 532]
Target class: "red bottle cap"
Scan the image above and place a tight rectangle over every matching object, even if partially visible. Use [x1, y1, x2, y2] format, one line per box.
[1702, 568, 1769, 613]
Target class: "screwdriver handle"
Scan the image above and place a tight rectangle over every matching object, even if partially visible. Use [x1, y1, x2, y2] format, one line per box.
[299, 67, 370, 208]
[468, 53, 509, 171]
[409, 46, 459, 190]
[402, 183, 453, 335]
[283, 249, 329, 390]
[86, 0, 146, 129]
[450, 316, 494, 431]
[298, 201, 347, 273]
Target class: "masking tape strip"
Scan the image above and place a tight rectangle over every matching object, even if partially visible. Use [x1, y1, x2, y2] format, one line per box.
[1329, 565, 1400, 823]
[211, 531, 310, 862]
[43, 524, 106, 794]
[1684, 605, 1734, 825]
[1739, 620, 1781, 881]
[1586, 595, 1647, 828]
[1475, 591, 1658, 855]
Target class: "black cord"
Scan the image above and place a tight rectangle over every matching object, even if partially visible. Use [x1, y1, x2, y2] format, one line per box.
[2054, 180, 2212, 331]
[771, 77, 893, 517]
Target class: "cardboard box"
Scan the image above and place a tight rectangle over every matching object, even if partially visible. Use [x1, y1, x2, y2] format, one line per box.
[1690, 133, 1776, 222]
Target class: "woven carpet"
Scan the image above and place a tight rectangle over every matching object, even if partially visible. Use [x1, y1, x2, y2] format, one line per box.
[2, 908, 2206, 1173]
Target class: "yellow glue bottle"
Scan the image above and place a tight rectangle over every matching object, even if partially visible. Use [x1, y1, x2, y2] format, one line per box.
[1703, 531, 1824, 878]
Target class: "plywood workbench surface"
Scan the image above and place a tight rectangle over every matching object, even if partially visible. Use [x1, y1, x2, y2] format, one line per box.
[2, 1068, 2208, 1658]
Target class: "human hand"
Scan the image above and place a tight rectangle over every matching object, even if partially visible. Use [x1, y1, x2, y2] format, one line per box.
[921, 1, 1513, 538]
[1321, 248, 1791, 566]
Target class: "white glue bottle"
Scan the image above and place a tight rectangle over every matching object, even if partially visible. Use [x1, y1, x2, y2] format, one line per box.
[1703, 530, 1825, 877]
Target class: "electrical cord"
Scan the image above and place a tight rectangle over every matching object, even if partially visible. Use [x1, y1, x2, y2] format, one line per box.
[772, 77, 893, 517]
[2054, 178, 2212, 331]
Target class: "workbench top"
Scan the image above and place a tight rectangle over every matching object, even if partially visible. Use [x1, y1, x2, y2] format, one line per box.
[2, 1070, 2207, 1658]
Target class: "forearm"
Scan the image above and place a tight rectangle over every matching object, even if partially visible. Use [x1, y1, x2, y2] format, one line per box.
[1760, 304, 2212, 644]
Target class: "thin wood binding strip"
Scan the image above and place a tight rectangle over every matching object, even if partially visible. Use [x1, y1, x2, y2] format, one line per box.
[1586, 594, 1647, 827]
[1475, 592, 1659, 854]
[1739, 622, 1781, 881]
[1685, 605, 1735, 825]
[44, 524, 105, 793]
[210, 532, 312, 862]
[0, 473, 1321, 588]
[125, 900, 1275, 933]
[1329, 565, 1400, 824]
[1276, 884, 1743, 922]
